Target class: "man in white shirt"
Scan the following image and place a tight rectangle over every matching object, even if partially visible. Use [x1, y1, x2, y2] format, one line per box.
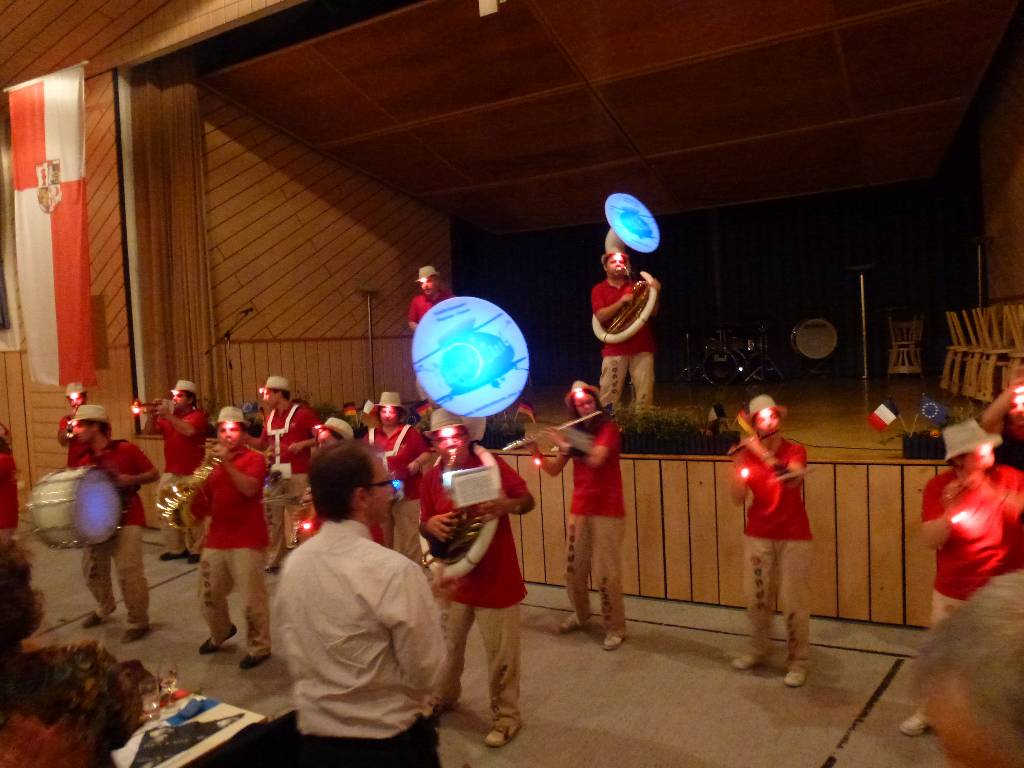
[276, 441, 445, 767]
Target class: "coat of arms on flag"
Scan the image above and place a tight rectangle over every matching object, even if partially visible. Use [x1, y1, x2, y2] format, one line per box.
[35, 159, 62, 212]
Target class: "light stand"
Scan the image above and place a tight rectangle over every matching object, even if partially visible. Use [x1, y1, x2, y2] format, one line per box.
[360, 286, 378, 396]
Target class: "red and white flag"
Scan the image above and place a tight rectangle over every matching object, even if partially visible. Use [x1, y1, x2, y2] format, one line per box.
[8, 66, 95, 386]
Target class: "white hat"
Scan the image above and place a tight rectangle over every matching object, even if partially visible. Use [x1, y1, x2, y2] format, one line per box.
[320, 417, 354, 440]
[374, 392, 404, 410]
[173, 379, 197, 394]
[73, 404, 108, 423]
[464, 416, 486, 442]
[264, 375, 289, 391]
[748, 394, 787, 418]
[943, 419, 1002, 461]
[565, 380, 600, 407]
[217, 406, 246, 424]
[417, 265, 439, 282]
[429, 408, 465, 433]
[65, 382, 86, 396]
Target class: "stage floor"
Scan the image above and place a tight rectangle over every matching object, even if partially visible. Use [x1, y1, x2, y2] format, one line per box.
[519, 376, 969, 462]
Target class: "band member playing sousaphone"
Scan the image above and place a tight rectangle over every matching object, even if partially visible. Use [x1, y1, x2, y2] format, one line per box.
[364, 392, 432, 561]
[729, 394, 812, 688]
[71, 404, 158, 643]
[531, 380, 627, 650]
[419, 408, 534, 748]
[591, 249, 660, 410]
[258, 375, 319, 571]
[190, 407, 271, 670]
[142, 379, 209, 564]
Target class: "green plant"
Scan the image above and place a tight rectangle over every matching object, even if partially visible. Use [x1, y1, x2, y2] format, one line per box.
[615, 405, 702, 439]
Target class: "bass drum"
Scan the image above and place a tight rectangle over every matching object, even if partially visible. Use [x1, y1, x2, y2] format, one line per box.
[701, 348, 745, 384]
[790, 318, 838, 360]
[28, 466, 121, 548]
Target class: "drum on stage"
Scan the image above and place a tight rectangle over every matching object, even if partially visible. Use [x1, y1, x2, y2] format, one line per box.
[701, 347, 746, 384]
[791, 318, 838, 360]
[28, 466, 121, 548]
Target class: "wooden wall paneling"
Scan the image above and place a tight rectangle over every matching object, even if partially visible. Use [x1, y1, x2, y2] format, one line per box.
[539, 462, 567, 586]
[634, 459, 665, 598]
[620, 459, 640, 596]
[715, 461, 745, 608]
[868, 465, 905, 624]
[517, 456, 546, 582]
[804, 463, 838, 617]
[661, 460, 691, 601]
[4, 353, 32, 494]
[688, 460, 719, 603]
[137, 436, 165, 528]
[509, 471, 524, 574]
[903, 465, 938, 627]
[562, 459, 574, 533]
[836, 464, 870, 620]
[328, 341, 346, 406]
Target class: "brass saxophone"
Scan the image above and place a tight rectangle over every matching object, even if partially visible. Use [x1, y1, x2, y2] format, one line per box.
[157, 452, 222, 529]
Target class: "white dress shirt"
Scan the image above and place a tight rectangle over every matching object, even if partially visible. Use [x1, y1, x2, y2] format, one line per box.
[276, 518, 445, 738]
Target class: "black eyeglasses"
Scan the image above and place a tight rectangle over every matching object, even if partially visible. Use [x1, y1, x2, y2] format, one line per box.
[361, 479, 393, 489]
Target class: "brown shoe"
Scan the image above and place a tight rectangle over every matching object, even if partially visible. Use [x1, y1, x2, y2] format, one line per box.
[122, 626, 150, 643]
[81, 613, 104, 628]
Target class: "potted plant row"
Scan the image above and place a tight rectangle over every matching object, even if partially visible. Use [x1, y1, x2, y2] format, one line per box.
[616, 406, 738, 456]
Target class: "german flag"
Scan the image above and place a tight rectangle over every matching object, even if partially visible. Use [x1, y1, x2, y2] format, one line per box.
[342, 401, 357, 417]
[415, 400, 432, 418]
[517, 399, 536, 423]
[736, 408, 755, 436]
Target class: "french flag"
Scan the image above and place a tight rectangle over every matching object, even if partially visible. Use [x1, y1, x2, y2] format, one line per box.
[8, 66, 95, 386]
[867, 399, 900, 431]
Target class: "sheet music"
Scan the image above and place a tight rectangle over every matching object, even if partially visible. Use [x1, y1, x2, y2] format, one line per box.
[442, 464, 500, 507]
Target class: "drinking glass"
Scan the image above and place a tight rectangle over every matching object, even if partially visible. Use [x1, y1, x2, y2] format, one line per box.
[139, 676, 160, 721]
[159, 660, 179, 703]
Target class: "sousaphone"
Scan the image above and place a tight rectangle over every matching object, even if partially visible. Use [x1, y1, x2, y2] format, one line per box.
[592, 193, 661, 344]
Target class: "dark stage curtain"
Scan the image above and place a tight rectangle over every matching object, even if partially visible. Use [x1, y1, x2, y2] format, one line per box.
[452, 137, 982, 387]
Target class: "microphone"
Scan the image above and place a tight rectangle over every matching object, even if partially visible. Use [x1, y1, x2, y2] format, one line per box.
[239, 306, 255, 316]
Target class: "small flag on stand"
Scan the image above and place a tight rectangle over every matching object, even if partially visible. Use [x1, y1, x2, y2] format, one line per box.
[517, 399, 536, 422]
[736, 408, 755, 436]
[342, 402, 357, 417]
[415, 400, 432, 418]
[706, 402, 726, 424]
[920, 394, 950, 427]
[867, 399, 900, 431]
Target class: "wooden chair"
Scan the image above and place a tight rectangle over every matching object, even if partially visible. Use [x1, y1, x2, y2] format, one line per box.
[972, 306, 1013, 403]
[941, 310, 970, 394]
[1001, 303, 1024, 390]
[959, 309, 984, 399]
[887, 315, 923, 375]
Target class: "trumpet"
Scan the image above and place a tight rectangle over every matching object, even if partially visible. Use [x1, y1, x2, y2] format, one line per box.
[286, 487, 316, 549]
[500, 410, 603, 451]
[131, 399, 167, 416]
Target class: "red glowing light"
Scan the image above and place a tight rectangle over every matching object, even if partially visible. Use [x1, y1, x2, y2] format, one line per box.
[301, 521, 312, 531]
[68, 392, 82, 403]
[439, 427, 459, 439]
[130, 400, 143, 416]
[978, 443, 993, 458]
[533, 457, 542, 466]
[951, 511, 968, 525]
[313, 423, 324, 432]
[757, 408, 774, 421]
[258, 387, 267, 397]
[740, 467, 750, 480]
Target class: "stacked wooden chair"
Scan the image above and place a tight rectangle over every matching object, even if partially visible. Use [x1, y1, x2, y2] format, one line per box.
[887, 315, 923, 375]
[941, 310, 973, 395]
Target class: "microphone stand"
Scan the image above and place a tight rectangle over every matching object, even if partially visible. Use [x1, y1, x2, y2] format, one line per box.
[206, 307, 253, 405]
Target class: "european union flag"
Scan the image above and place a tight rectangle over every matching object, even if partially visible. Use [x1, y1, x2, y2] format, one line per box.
[920, 394, 950, 427]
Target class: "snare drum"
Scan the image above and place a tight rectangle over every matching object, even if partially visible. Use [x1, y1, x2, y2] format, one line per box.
[28, 466, 121, 548]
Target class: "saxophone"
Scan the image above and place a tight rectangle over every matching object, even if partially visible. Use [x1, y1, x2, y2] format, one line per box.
[157, 452, 222, 529]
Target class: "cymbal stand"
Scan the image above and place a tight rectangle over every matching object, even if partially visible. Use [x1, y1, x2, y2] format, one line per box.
[745, 326, 783, 382]
[680, 332, 703, 382]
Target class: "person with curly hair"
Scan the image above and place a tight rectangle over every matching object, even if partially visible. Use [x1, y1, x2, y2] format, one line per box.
[0, 540, 141, 767]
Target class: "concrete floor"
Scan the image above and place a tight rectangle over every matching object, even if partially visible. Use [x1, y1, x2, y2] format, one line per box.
[18, 519, 948, 768]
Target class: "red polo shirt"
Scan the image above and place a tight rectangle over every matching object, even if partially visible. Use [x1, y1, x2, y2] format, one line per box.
[420, 453, 529, 608]
[591, 280, 656, 357]
[571, 421, 624, 517]
[155, 408, 208, 475]
[408, 290, 453, 325]
[738, 439, 812, 541]
[261, 404, 319, 475]
[60, 415, 91, 467]
[70, 440, 154, 527]
[366, 425, 429, 499]
[197, 448, 268, 550]
[923, 466, 1024, 600]
[0, 453, 17, 530]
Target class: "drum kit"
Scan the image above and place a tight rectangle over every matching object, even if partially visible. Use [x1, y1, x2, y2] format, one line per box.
[688, 324, 783, 385]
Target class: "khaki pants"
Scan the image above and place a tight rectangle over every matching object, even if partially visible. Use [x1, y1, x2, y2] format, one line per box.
[438, 602, 520, 730]
[565, 514, 626, 634]
[199, 547, 271, 657]
[392, 498, 423, 564]
[264, 473, 307, 568]
[600, 351, 654, 409]
[741, 536, 812, 669]
[82, 525, 150, 629]
[158, 472, 206, 554]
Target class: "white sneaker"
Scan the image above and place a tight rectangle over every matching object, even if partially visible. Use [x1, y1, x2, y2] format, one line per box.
[899, 711, 929, 737]
[784, 668, 807, 688]
[559, 614, 582, 634]
[731, 653, 762, 671]
[603, 633, 624, 651]
[484, 722, 520, 748]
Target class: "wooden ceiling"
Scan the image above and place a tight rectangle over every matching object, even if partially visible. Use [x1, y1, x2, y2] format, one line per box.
[203, 0, 1018, 233]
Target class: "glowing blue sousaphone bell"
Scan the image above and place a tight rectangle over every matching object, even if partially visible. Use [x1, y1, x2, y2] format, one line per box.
[593, 193, 661, 344]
